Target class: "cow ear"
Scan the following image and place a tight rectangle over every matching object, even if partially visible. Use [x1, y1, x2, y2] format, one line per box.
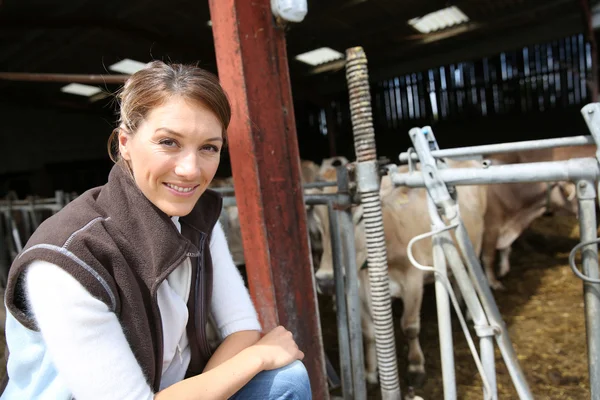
[559, 183, 577, 202]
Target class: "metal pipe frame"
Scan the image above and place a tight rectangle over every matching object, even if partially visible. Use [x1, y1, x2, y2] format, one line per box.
[576, 180, 600, 399]
[411, 126, 502, 399]
[211, 181, 338, 196]
[327, 199, 354, 399]
[336, 166, 367, 400]
[398, 135, 595, 163]
[395, 116, 600, 399]
[427, 196, 501, 400]
[392, 157, 600, 187]
[427, 196, 458, 400]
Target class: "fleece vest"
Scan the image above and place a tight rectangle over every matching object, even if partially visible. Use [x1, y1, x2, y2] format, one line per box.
[2, 163, 223, 393]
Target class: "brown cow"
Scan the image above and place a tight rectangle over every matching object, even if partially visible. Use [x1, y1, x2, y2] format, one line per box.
[310, 159, 488, 386]
[481, 144, 596, 290]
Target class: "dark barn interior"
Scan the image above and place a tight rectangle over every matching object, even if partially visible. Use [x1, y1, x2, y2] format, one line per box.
[2, 1, 600, 399]
[1, 0, 599, 197]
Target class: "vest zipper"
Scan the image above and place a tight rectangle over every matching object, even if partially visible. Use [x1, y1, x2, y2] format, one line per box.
[151, 246, 195, 391]
[177, 344, 184, 365]
[195, 234, 214, 361]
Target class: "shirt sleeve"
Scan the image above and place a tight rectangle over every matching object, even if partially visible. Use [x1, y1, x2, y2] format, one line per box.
[25, 260, 155, 400]
[209, 220, 262, 338]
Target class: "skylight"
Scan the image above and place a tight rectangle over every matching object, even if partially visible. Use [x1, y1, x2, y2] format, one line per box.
[109, 58, 147, 74]
[295, 47, 344, 66]
[60, 83, 102, 97]
[408, 6, 470, 34]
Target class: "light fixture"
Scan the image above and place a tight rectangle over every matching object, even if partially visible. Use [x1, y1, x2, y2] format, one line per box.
[408, 6, 469, 34]
[271, 0, 308, 23]
[60, 83, 102, 97]
[295, 47, 344, 66]
[108, 58, 147, 75]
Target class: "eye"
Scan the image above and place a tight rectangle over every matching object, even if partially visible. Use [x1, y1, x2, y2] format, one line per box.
[201, 144, 221, 153]
[159, 138, 179, 147]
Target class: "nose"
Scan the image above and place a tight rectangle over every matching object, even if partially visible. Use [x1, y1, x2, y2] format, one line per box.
[175, 152, 201, 180]
[316, 274, 335, 296]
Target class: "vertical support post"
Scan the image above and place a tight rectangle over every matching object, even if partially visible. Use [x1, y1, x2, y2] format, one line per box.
[426, 196, 457, 400]
[337, 166, 367, 400]
[208, 2, 329, 398]
[576, 180, 600, 399]
[328, 200, 354, 400]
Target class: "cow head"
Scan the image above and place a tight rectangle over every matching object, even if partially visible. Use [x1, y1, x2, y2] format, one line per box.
[309, 199, 367, 296]
[546, 181, 578, 216]
[318, 156, 350, 180]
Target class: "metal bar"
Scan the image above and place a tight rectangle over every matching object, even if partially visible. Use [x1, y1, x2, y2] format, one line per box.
[453, 221, 533, 399]
[0, 72, 129, 84]
[337, 167, 367, 400]
[428, 195, 497, 400]
[398, 135, 595, 163]
[392, 157, 600, 187]
[224, 193, 354, 208]
[580, 104, 600, 161]
[211, 180, 339, 195]
[439, 229, 497, 400]
[208, 1, 328, 398]
[576, 180, 600, 399]
[480, 335, 497, 400]
[0, 205, 61, 212]
[327, 201, 354, 400]
[429, 208, 457, 399]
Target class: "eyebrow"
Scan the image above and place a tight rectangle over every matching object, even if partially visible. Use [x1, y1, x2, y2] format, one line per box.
[155, 127, 223, 143]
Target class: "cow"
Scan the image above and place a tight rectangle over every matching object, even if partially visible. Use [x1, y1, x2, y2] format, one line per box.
[210, 159, 322, 267]
[310, 159, 488, 386]
[481, 144, 596, 290]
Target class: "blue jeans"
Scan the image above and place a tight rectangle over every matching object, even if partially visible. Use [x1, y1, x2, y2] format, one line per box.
[230, 360, 312, 399]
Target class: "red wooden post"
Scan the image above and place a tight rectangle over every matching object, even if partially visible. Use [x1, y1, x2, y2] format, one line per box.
[208, 1, 329, 398]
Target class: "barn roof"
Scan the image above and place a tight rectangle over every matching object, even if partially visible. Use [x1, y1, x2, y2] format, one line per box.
[0, 0, 597, 110]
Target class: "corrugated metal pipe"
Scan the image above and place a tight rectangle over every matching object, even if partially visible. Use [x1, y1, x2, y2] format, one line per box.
[345, 46, 401, 400]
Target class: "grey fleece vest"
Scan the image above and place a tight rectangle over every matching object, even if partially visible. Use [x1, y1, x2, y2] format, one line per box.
[3, 163, 223, 393]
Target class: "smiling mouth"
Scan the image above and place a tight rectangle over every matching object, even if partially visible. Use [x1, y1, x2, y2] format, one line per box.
[164, 183, 199, 193]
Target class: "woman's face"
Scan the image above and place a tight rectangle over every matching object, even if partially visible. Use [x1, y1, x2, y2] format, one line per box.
[118, 96, 223, 217]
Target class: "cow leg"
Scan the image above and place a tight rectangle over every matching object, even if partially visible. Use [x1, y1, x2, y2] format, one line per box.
[497, 246, 512, 278]
[481, 228, 505, 291]
[401, 271, 426, 388]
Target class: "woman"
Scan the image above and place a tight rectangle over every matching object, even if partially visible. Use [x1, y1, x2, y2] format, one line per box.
[1, 61, 311, 399]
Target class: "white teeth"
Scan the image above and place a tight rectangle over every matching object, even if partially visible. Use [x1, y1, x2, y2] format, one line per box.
[166, 183, 195, 193]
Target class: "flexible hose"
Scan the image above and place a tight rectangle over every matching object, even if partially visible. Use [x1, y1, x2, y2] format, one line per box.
[346, 46, 401, 399]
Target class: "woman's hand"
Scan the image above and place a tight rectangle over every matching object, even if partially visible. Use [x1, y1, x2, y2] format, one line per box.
[249, 325, 304, 371]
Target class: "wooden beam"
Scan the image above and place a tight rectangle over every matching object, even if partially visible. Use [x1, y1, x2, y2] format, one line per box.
[0, 72, 129, 84]
[208, 1, 329, 398]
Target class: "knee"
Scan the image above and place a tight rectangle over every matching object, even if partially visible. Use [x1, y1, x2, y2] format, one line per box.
[270, 360, 312, 400]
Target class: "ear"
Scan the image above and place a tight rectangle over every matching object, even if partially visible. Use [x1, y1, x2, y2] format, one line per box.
[118, 129, 132, 161]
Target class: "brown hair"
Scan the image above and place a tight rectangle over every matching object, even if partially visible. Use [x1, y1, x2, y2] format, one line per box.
[107, 60, 231, 162]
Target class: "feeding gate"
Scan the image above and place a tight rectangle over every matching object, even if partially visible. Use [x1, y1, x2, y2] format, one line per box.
[341, 46, 600, 400]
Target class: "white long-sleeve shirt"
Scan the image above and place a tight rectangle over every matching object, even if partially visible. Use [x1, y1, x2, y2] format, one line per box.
[24, 218, 261, 400]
